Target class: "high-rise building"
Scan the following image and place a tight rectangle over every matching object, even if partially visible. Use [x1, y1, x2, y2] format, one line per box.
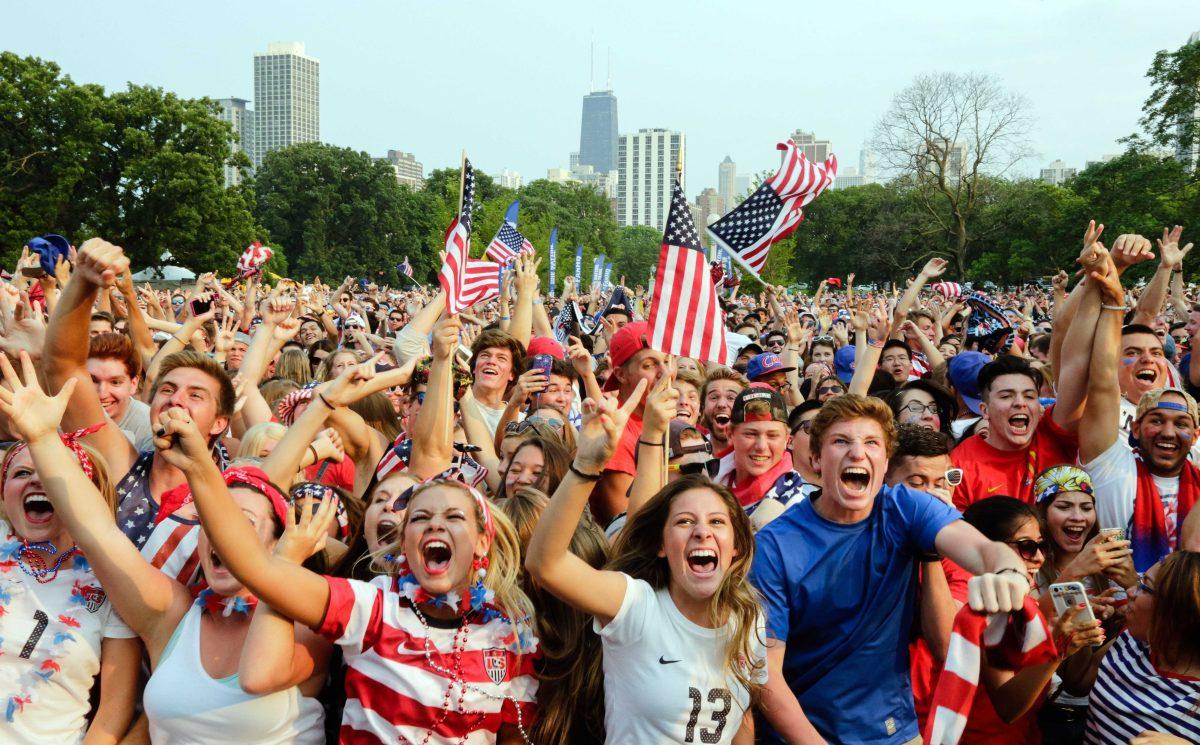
[215, 97, 254, 187]
[253, 42, 319, 168]
[832, 166, 865, 189]
[1085, 154, 1120, 170]
[695, 188, 725, 228]
[616, 128, 684, 230]
[718, 156, 737, 213]
[790, 130, 833, 163]
[859, 148, 878, 184]
[380, 150, 424, 188]
[579, 90, 618, 174]
[494, 169, 522, 189]
[1175, 30, 1200, 170]
[735, 175, 750, 200]
[1040, 159, 1077, 186]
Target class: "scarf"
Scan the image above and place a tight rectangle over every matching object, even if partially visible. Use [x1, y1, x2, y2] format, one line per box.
[1132, 453, 1199, 572]
[725, 456, 793, 508]
[924, 597, 1057, 745]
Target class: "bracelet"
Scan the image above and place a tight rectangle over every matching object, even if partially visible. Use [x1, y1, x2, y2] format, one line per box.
[637, 439, 664, 447]
[787, 346, 802, 352]
[500, 315, 511, 321]
[308, 444, 320, 464]
[569, 463, 602, 480]
[316, 392, 336, 410]
[1100, 304, 1125, 312]
[172, 334, 187, 345]
[996, 567, 1029, 584]
[867, 339, 884, 348]
[533, 299, 544, 305]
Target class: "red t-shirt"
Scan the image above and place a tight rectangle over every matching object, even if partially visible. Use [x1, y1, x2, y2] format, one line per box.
[305, 456, 356, 492]
[602, 414, 644, 477]
[912, 561, 1042, 745]
[951, 406, 1077, 510]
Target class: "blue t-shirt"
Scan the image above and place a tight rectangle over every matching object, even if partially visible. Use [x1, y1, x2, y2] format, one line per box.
[750, 483, 960, 745]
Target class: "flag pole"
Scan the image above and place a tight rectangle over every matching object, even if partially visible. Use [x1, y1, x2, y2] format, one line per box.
[457, 149, 466, 217]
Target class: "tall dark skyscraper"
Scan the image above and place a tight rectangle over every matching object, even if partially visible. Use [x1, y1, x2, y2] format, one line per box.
[579, 89, 618, 174]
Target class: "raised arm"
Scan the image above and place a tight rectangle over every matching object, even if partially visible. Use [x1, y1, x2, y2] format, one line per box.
[157, 408, 330, 629]
[508, 254, 540, 348]
[1052, 242, 1115, 432]
[407, 313, 458, 479]
[42, 238, 137, 476]
[1078, 253, 1125, 464]
[627, 374, 676, 520]
[1, 353, 186, 643]
[526, 382, 647, 625]
[1051, 221, 1106, 382]
[847, 304, 888, 397]
[1131, 229, 1180, 326]
[894, 258, 946, 325]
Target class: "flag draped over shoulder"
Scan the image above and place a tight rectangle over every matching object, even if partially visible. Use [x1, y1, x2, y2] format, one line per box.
[707, 138, 837, 278]
[439, 158, 500, 314]
[648, 178, 729, 364]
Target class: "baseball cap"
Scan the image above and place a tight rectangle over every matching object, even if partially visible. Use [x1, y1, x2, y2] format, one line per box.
[602, 321, 651, 391]
[1134, 386, 1199, 425]
[731, 384, 788, 426]
[668, 419, 704, 459]
[526, 336, 565, 360]
[948, 351, 989, 415]
[834, 345, 856, 385]
[746, 352, 796, 382]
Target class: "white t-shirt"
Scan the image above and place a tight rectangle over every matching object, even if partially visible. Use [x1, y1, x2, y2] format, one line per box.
[1083, 439, 1181, 545]
[117, 398, 153, 446]
[595, 574, 766, 745]
[476, 401, 506, 439]
[0, 522, 137, 744]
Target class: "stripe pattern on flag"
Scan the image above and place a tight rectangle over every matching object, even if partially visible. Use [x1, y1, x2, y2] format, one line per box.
[485, 223, 534, 264]
[648, 178, 729, 364]
[439, 217, 500, 315]
[706, 138, 837, 278]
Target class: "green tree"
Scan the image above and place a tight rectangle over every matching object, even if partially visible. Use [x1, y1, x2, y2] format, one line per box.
[1130, 35, 1200, 160]
[609, 225, 661, 288]
[969, 179, 1087, 284]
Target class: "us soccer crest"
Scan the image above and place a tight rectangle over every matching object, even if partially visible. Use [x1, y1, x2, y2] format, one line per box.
[76, 582, 107, 613]
[483, 648, 507, 685]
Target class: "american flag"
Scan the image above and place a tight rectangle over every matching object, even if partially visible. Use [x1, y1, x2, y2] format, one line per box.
[236, 241, 273, 278]
[439, 158, 500, 314]
[485, 221, 534, 264]
[648, 178, 729, 364]
[706, 139, 837, 278]
[397, 255, 414, 278]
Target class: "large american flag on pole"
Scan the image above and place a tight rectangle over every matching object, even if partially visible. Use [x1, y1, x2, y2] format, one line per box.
[648, 178, 729, 364]
[706, 138, 837, 278]
[439, 159, 500, 314]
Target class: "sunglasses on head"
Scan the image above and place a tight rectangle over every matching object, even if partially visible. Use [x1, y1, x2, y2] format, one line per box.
[669, 458, 720, 477]
[1005, 538, 1049, 561]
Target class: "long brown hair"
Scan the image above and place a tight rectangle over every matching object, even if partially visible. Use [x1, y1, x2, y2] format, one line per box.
[607, 476, 764, 706]
[1148, 550, 1200, 670]
[498, 436, 570, 500]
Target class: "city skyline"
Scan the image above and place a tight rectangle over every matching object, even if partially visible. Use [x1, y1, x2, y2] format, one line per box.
[2, 2, 1196, 197]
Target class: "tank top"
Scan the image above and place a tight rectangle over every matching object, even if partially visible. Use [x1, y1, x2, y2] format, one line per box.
[144, 604, 324, 744]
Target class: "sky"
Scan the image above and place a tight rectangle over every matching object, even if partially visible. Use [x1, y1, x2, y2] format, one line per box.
[3, 1, 1198, 194]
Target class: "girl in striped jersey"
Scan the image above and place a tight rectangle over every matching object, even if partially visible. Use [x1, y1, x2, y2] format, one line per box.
[1084, 550, 1200, 744]
[527, 382, 769, 745]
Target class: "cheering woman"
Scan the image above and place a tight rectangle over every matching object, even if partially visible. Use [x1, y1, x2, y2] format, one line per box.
[526, 383, 795, 744]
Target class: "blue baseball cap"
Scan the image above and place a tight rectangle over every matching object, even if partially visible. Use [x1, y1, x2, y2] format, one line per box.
[26, 234, 70, 276]
[834, 345, 856, 385]
[746, 352, 795, 381]
[948, 351, 989, 415]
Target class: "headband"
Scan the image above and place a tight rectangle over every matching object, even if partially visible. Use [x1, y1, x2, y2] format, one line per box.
[1, 422, 106, 485]
[1034, 465, 1094, 504]
[154, 465, 289, 527]
[407, 478, 495, 542]
[1155, 401, 1188, 413]
[291, 482, 349, 538]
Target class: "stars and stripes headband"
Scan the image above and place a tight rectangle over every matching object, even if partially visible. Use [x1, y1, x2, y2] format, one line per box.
[290, 481, 349, 539]
[276, 382, 319, 425]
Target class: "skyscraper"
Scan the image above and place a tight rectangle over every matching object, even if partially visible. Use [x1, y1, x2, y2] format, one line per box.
[718, 156, 737, 213]
[790, 130, 833, 163]
[579, 90, 618, 174]
[381, 150, 424, 188]
[1040, 159, 1077, 186]
[253, 42, 319, 168]
[215, 97, 254, 187]
[616, 128, 683, 230]
[696, 188, 725, 228]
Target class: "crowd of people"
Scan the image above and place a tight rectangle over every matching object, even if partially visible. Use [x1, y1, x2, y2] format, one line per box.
[0, 221, 1197, 745]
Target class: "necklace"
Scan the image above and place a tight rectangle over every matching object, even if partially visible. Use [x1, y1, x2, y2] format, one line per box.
[15, 540, 79, 584]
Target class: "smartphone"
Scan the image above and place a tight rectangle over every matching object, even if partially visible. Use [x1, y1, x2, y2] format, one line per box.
[19, 265, 47, 278]
[1099, 527, 1123, 541]
[531, 353, 553, 380]
[189, 295, 212, 316]
[1050, 581, 1097, 627]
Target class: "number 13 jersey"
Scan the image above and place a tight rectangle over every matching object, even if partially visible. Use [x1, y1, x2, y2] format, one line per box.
[595, 574, 766, 744]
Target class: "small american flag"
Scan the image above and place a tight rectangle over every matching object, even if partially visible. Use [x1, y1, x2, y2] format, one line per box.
[397, 256, 414, 278]
[439, 158, 500, 314]
[931, 281, 963, 298]
[486, 221, 534, 264]
[236, 241, 273, 278]
[648, 178, 729, 364]
[706, 138, 836, 278]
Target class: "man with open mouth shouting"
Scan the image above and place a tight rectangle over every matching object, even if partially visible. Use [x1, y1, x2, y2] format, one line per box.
[750, 394, 1032, 744]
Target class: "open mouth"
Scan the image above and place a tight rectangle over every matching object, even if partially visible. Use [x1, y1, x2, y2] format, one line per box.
[1062, 525, 1086, 543]
[421, 539, 453, 575]
[1008, 414, 1031, 436]
[377, 518, 399, 545]
[1135, 369, 1158, 385]
[840, 467, 870, 493]
[479, 365, 500, 379]
[208, 548, 229, 573]
[23, 494, 54, 525]
[686, 548, 719, 577]
[1153, 438, 1181, 458]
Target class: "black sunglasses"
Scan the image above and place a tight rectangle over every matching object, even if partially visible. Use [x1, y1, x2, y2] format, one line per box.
[1005, 538, 1049, 561]
[674, 459, 720, 477]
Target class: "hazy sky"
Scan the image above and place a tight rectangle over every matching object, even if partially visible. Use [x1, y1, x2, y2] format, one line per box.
[4, 1, 1198, 193]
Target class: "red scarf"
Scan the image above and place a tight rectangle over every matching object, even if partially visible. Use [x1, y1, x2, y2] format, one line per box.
[726, 456, 793, 508]
[1132, 455, 1199, 572]
[924, 597, 1057, 745]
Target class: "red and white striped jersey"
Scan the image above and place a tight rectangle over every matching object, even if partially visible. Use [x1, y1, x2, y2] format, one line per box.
[319, 575, 539, 745]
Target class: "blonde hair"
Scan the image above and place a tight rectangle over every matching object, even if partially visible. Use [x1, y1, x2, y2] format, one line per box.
[0, 440, 117, 521]
[275, 348, 313, 386]
[237, 422, 287, 460]
[379, 480, 535, 649]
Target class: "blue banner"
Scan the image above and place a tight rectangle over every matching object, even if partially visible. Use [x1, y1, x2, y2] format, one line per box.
[573, 245, 583, 284]
[602, 261, 613, 289]
[591, 255, 604, 286]
[504, 199, 520, 225]
[548, 227, 558, 296]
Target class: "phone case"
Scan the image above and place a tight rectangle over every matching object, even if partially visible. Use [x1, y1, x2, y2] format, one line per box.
[1049, 581, 1096, 625]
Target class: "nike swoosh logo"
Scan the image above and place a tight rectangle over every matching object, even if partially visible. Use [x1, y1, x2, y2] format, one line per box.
[987, 484, 1001, 493]
[658, 656, 681, 665]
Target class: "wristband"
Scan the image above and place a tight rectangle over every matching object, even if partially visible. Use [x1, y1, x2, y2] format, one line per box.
[637, 439, 664, 447]
[1100, 304, 1125, 312]
[500, 315, 511, 321]
[316, 392, 336, 410]
[308, 444, 320, 464]
[996, 567, 1029, 584]
[533, 299, 544, 305]
[569, 463, 602, 480]
[867, 339, 884, 348]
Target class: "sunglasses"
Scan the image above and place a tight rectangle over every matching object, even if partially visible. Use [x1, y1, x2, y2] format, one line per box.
[813, 335, 834, 344]
[504, 418, 563, 436]
[171, 298, 185, 305]
[817, 385, 844, 396]
[1136, 572, 1155, 596]
[944, 468, 963, 487]
[1004, 538, 1049, 561]
[792, 419, 815, 435]
[669, 459, 720, 477]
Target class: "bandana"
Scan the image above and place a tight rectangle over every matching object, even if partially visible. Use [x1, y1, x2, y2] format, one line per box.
[931, 281, 963, 298]
[154, 466, 289, 527]
[1034, 465, 1094, 504]
[276, 382, 319, 425]
[0, 422, 106, 484]
[235, 241, 273, 279]
[291, 482, 349, 539]
[925, 597, 1057, 745]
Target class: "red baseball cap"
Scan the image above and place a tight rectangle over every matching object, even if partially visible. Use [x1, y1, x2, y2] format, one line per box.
[603, 320, 651, 391]
[526, 336, 564, 360]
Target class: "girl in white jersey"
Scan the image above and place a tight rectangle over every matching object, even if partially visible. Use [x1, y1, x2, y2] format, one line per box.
[0, 351, 328, 744]
[527, 383, 770, 745]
